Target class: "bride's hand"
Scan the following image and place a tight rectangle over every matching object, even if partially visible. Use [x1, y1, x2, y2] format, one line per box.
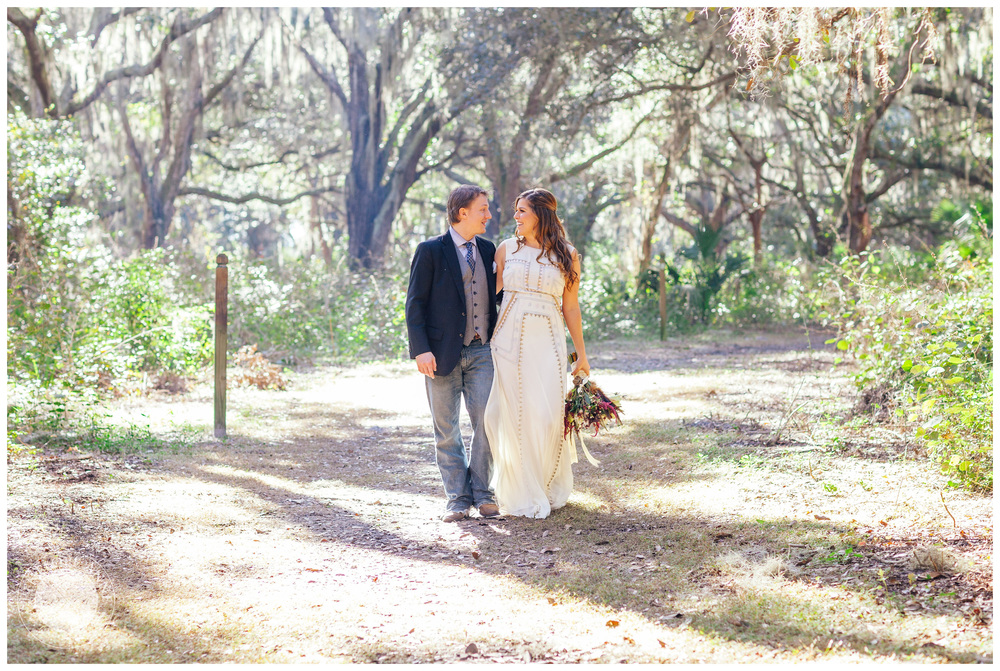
[570, 354, 590, 378]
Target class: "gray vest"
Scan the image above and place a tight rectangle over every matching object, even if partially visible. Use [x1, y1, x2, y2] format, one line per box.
[458, 241, 490, 346]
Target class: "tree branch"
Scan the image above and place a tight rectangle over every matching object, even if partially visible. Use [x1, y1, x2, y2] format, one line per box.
[204, 31, 263, 107]
[586, 71, 738, 110]
[910, 80, 992, 118]
[870, 144, 992, 190]
[88, 7, 143, 45]
[865, 169, 909, 203]
[8, 8, 56, 116]
[288, 18, 348, 109]
[199, 148, 304, 171]
[662, 210, 698, 237]
[63, 8, 224, 116]
[545, 112, 650, 184]
[179, 185, 340, 206]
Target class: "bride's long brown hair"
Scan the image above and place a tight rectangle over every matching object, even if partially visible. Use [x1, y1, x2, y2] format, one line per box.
[513, 188, 578, 288]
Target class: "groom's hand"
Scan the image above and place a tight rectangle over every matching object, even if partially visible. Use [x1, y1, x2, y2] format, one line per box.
[415, 351, 437, 378]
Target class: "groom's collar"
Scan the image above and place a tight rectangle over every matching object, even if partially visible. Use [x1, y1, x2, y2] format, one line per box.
[447, 226, 476, 249]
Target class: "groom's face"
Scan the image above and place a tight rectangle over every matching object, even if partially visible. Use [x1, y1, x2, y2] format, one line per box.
[462, 194, 492, 234]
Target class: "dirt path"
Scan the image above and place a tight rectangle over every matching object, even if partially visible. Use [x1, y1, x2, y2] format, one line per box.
[7, 329, 992, 663]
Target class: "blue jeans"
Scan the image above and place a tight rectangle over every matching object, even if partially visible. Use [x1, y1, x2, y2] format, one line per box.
[425, 341, 496, 512]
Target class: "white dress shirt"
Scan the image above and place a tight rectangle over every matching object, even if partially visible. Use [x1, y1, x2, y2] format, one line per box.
[448, 226, 477, 266]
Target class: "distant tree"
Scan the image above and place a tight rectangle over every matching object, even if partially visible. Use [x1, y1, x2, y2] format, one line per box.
[7, 7, 221, 119]
[287, 8, 490, 269]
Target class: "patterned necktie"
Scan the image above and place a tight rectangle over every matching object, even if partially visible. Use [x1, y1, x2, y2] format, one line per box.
[464, 241, 475, 271]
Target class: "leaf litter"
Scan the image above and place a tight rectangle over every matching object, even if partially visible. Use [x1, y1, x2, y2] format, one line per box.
[5, 331, 992, 663]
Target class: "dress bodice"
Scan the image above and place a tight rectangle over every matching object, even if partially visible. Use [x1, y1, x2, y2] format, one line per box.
[502, 240, 566, 299]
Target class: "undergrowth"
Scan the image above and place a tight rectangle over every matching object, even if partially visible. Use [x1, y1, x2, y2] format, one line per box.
[818, 208, 992, 491]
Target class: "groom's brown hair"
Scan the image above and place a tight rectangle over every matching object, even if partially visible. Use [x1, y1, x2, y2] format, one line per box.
[447, 185, 489, 224]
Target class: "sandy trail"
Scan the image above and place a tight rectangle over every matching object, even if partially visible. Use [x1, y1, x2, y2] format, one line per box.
[7, 330, 992, 663]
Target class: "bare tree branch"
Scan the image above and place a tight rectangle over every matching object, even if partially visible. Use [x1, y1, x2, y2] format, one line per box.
[545, 112, 651, 184]
[179, 185, 340, 206]
[88, 7, 143, 45]
[910, 80, 992, 118]
[63, 8, 224, 117]
[204, 31, 263, 106]
[870, 144, 992, 190]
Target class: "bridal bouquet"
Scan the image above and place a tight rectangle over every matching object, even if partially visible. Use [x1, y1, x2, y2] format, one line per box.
[564, 375, 623, 466]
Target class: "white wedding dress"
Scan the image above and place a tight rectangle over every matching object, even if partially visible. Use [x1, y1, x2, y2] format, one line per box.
[484, 239, 576, 518]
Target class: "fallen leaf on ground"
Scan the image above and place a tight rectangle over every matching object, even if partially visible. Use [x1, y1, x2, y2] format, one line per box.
[606, 620, 620, 628]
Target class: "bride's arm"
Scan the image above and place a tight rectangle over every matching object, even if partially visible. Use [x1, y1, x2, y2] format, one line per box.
[494, 240, 507, 294]
[561, 249, 590, 377]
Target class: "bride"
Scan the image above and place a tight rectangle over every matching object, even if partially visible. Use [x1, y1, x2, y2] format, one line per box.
[484, 187, 591, 519]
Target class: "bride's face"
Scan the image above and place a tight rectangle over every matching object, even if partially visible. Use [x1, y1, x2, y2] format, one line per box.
[513, 199, 539, 239]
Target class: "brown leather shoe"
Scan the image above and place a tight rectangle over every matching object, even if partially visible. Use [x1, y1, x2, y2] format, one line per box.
[478, 503, 500, 518]
[442, 510, 467, 523]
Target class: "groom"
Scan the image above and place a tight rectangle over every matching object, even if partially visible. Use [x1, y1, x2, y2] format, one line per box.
[405, 185, 500, 522]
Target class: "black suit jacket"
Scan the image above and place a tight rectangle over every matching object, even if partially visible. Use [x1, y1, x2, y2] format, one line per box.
[405, 232, 499, 378]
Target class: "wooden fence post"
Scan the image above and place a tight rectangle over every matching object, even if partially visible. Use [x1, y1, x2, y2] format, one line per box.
[214, 253, 228, 438]
[658, 265, 668, 341]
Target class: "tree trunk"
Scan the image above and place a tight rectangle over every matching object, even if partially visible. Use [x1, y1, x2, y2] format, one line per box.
[309, 194, 334, 268]
[118, 25, 258, 249]
[839, 27, 924, 254]
[7, 9, 57, 118]
[303, 9, 462, 269]
[638, 119, 691, 276]
[638, 159, 674, 277]
[749, 209, 763, 262]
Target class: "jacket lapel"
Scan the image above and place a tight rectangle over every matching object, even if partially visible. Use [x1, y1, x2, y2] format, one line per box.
[439, 233, 466, 304]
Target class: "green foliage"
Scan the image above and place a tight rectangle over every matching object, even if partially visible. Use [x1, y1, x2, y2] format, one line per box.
[88, 249, 215, 375]
[715, 256, 813, 325]
[676, 225, 749, 323]
[7, 114, 217, 434]
[578, 243, 661, 340]
[227, 253, 408, 363]
[819, 205, 992, 491]
[83, 418, 169, 458]
[6, 111, 94, 258]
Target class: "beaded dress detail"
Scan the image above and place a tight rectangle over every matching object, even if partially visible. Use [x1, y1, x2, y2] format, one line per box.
[484, 239, 576, 519]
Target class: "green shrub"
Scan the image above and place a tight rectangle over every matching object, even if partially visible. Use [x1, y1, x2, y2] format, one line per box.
[820, 210, 992, 491]
[226, 253, 408, 363]
[716, 256, 813, 325]
[578, 244, 660, 340]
